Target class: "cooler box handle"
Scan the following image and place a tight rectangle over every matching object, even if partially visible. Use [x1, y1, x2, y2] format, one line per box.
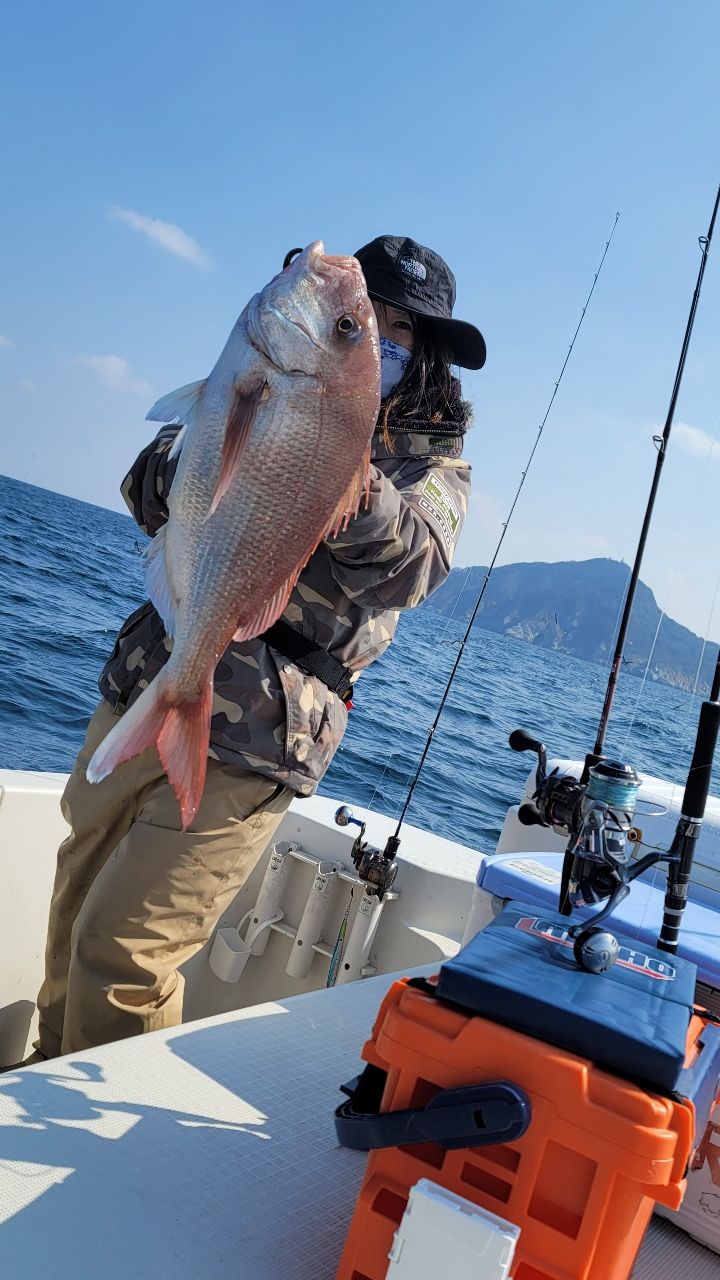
[335, 1065, 531, 1152]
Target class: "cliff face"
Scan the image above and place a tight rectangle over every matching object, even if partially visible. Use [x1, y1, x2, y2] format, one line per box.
[425, 558, 715, 691]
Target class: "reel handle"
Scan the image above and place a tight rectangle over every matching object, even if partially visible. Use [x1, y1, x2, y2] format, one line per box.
[518, 802, 546, 827]
[509, 729, 545, 755]
[509, 728, 548, 787]
[335, 805, 364, 832]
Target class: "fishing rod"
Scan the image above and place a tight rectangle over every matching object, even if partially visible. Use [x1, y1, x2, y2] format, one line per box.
[509, 184, 720, 963]
[592, 184, 720, 764]
[657, 645, 720, 953]
[509, 632, 720, 966]
[335, 212, 621, 896]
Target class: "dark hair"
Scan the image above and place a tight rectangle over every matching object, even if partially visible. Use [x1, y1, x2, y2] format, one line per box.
[376, 306, 461, 445]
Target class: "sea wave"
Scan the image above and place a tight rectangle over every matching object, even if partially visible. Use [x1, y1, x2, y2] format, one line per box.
[0, 472, 701, 854]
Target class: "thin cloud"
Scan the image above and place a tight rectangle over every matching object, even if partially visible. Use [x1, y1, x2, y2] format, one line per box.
[77, 355, 152, 398]
[0, 335, 14, 349]
[108, 205, 213, 268]
[673, 421, 720, 461]
[18, 380, 37, 392]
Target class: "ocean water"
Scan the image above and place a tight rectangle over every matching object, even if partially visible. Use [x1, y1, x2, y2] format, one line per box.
[0, 473, 707, 855]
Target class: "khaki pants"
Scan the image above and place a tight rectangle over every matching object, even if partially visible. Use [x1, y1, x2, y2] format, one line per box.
[37, 700, 293, 1057]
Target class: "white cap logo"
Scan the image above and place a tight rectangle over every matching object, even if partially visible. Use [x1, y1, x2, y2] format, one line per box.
[398, 256, 427, 283]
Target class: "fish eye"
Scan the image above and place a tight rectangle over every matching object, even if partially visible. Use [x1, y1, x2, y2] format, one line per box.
[336, 314, 360, 338]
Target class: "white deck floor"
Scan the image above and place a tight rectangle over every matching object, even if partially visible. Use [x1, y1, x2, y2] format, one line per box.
[0, 974, 717, 1279]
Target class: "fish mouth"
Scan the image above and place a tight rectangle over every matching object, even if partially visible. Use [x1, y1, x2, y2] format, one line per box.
[318, 252, 362, 275]
[297, 243, 370, 327]
[277, 240, 325, 282]
[290, 240, 362, 283]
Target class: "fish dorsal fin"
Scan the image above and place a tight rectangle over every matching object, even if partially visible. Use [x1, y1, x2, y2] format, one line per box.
[208, 380, 267, 518]
[232, 570, 298, 643]
[327, 446, 373, 537]
[146, 378, 207, 426]
[142, 523, 179, 636]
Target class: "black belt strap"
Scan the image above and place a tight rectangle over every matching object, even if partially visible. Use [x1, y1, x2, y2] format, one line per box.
[262, 620, 354, 700]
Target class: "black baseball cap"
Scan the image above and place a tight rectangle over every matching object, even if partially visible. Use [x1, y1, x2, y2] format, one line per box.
[354, 235, 486, 370]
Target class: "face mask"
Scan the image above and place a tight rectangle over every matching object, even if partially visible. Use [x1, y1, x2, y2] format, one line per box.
[380, 335, 412, 398]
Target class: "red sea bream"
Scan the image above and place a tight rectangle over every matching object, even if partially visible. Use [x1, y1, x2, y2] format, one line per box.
[87, 242, 380, 827]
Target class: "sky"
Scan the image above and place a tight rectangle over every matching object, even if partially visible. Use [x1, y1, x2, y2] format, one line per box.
[2, 1, 720, 636]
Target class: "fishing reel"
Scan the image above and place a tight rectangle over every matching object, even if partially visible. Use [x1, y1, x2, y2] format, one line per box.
[334, 806, 399, 900]
[509, 729, 647, 968]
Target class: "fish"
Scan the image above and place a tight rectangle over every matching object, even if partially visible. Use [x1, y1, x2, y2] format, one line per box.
[86, 241, 380, 828]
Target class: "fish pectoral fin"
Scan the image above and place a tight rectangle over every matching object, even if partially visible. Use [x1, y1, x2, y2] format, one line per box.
[327, 446, 373, 538]
[143, 524, 179, 636]
[146, 378, 207, 426]
[208, 379, 268, 518]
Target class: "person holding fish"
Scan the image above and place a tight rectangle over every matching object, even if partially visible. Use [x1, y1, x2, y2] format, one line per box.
[27, 236, 486, 1062]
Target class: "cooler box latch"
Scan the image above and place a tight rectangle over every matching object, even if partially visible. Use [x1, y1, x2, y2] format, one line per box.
[335, 1064, 531, 1152]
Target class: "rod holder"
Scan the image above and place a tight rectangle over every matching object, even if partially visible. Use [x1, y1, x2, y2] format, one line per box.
[333, 888, 385, 986]
[247, 841, 295, 956]
[285, 861, 341, 979]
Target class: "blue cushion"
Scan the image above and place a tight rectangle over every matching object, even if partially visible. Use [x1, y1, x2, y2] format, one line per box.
[438, 900, 697, 1093]
[477, 852, 720, 989]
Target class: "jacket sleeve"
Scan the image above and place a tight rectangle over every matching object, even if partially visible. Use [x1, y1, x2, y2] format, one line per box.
[120, 426, 183, 536]
[324, 457, 471, 610]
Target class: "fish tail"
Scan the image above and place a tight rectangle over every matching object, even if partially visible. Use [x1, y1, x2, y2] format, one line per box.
[156, 685, 213, 831]
[86, 675, 213, 831]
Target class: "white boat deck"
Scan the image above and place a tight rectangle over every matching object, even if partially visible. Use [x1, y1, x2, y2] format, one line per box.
[0, 973, 717, 1279]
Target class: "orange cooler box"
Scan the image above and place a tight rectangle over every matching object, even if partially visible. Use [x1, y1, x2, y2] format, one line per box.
[336, 978, 701, 1280]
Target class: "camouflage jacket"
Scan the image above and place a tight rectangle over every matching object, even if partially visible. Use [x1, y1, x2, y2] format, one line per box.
[99, 417, 471, 795]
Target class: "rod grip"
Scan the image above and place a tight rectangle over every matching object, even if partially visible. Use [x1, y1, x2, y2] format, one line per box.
[682, 701, 720, 818]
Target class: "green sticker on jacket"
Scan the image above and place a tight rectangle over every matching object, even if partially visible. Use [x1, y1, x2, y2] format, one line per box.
[418, 473, 460, 548]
